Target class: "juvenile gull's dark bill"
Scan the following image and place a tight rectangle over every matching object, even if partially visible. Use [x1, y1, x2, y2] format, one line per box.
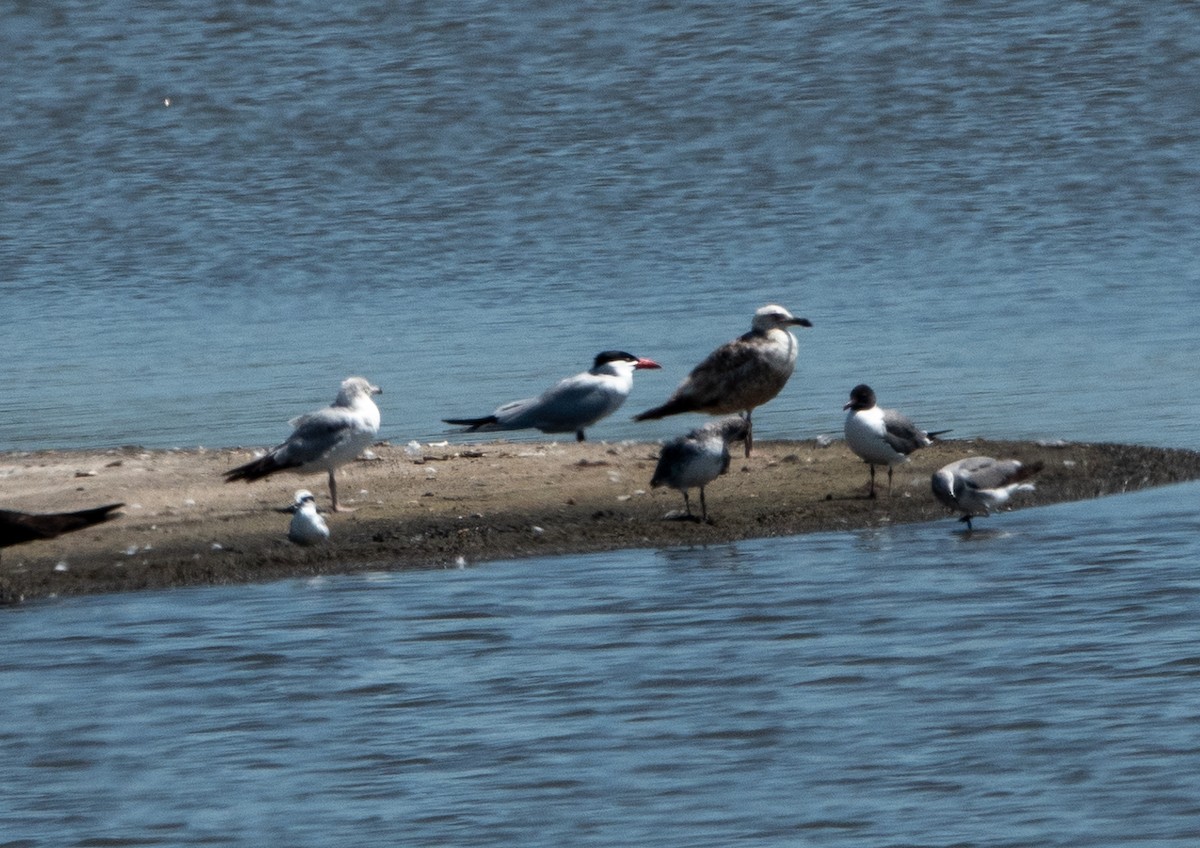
[444, 351, 661, 442]
[650, 415, 750, 523]
[843, 383, 949, 498]
[635, 304, 811, 457]
[931, 456, 1043, 529]
[225, 376, 382, 512]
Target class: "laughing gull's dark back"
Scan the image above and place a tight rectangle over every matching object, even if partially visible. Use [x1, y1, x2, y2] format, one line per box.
[634, 304, 812, 457]
[931, 456, 1043, 529]
[843, 384, 949, 497]
[444, 351, 661, 442]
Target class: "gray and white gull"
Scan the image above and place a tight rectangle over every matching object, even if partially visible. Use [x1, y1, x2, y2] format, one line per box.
[931, 456, 1043, 529]
[225, 376, 382, 512]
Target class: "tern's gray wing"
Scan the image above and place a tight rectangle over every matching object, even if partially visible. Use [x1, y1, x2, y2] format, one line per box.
[498, 375, 621, 433]
[880, 408, 929, 455]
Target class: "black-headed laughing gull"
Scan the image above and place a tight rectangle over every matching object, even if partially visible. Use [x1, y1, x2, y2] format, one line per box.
[225, 376, 382, 512]
[634, 304, 812, 457]
[843, 384, 949, 498]
[650, 415, 750, 523]
[444, 350, 661, 442]
[0, 502, 124, 556]
[931, 456, 1044, 529]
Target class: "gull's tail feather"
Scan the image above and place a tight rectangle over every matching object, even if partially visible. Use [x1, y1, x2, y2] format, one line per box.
[443, 415, 499, 431]
[225, 452, 292, 483]
[634, 398, 696, 422]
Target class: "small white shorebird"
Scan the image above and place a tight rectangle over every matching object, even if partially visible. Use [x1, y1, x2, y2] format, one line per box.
[843, 383, 949, 498]
[931, 456, 1044, 529]
[634, 304, 812, 457]
[225, 376, 382, 512]
[650, 416, 750, 523]
[282, 489, 330, 546]
[444, 350, 661, 442]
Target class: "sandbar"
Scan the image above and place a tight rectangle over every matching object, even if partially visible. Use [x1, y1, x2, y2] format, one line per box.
[3, 438, 1199, 604]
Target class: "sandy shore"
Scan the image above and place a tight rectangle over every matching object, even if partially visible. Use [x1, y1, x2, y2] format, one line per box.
[3, 438, 1199, 604]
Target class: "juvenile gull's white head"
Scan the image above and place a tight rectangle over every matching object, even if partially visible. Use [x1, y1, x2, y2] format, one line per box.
[750, 304, 813, 334]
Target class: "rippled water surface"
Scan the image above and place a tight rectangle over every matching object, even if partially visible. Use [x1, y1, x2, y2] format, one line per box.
[2, 1, 1199, 451]
[4, 484, 1200, 846]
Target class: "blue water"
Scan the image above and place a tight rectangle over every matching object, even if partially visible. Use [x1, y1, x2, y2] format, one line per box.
[4, 3, 1200, 845]
[2, 1, 1198, 452]
[4, 484, 1200, 847]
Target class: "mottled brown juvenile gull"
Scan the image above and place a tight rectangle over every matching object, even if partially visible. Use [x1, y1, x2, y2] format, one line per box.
[444, 351, 661, 442]
[931, 456, 1043, 529]
[225, 376, 382, 512]
[634, 304, 812, 456]
[843, 383, 949, 498]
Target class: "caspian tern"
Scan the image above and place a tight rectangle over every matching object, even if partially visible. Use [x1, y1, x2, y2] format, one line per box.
[444, 350, 661, 442]
[843, 383, 949, 498]
[634, 304, 812, 456]
[225, 376, 382, 512]
[650, 415, 750, 523]
[931, 456, 1043, 529]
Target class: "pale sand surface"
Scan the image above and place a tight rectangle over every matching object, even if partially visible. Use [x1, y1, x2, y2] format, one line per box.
[3, 439, 1199, 604]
